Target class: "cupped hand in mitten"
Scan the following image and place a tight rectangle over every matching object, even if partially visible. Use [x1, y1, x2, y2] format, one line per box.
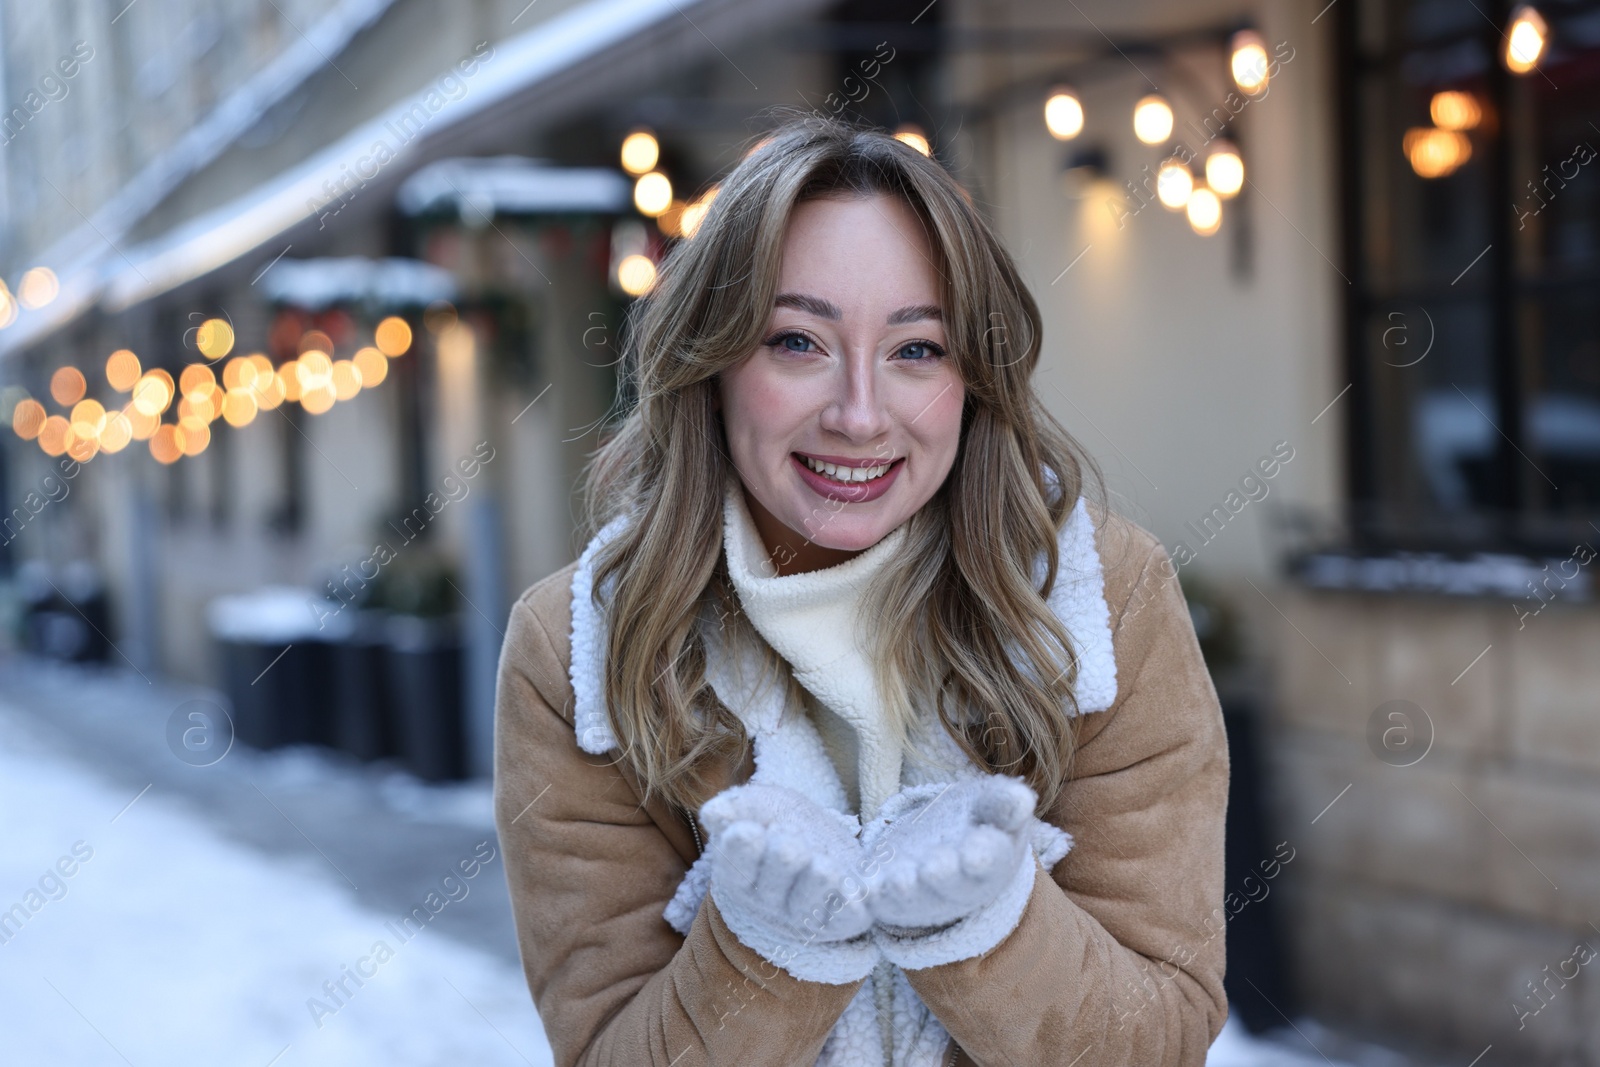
[699, 782, 874, 945]
[858, 775, 1037, 932]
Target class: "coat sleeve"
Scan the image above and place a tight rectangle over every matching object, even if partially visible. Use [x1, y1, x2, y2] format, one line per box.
[493, 589, 866, 1067]
[901, 535, 1231, 1066]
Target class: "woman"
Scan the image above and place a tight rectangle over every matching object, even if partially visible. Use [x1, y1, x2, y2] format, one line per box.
[494, 114, 1230, 1067]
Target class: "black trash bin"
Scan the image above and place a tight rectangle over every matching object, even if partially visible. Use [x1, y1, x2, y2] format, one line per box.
[208, 587, 345, 750]
[1220, 685, 1297, 1033]
[330, 609, 395, 761]
[384, 613, 465, 781]
[17, 559, 112, 663]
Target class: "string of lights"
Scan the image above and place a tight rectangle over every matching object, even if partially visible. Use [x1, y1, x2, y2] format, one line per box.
[6, 311, 417, 466]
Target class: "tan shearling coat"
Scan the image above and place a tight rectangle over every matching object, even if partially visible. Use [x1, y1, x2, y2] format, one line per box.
[493, 501, 1231, 1066]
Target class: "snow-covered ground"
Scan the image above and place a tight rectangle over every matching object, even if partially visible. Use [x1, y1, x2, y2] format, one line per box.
[0, 707, 552, 1066]
[0, 687, 1383, 1066]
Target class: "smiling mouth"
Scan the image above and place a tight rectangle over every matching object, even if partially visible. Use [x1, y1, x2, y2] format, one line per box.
[794, 452, 901, 485]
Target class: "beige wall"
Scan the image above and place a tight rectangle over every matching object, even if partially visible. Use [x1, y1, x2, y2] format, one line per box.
[949, 0, 1343, 594]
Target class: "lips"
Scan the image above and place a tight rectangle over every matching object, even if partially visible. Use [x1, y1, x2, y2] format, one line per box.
[791, 452, 903, 503]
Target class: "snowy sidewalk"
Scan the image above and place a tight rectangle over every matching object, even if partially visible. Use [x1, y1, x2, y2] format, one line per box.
[0, 705, 553, 1066]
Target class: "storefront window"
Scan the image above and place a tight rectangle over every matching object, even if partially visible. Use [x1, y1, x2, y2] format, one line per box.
[1339, 0, 1600, 553]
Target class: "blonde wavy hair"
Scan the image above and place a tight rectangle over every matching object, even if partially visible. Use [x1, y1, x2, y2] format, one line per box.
[579, 111, 1108, 817]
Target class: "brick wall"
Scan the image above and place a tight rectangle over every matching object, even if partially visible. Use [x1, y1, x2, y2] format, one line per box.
[1263, 588, 1600, 1063]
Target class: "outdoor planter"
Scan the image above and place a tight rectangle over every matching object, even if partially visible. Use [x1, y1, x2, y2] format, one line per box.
[328, 609, 395, 761]
[208, 588, 346, 750]
[383, 613, 465, 781]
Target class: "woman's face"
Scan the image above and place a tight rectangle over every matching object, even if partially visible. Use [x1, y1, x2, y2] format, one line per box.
[717, 193, 966, 575]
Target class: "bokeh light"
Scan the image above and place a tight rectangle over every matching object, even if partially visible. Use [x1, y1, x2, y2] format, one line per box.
[12, 398, 46, 440]
[150, 424, 183, 464]
[1187, 186, 1223, 235]
[633, 171, 673, 217]
[222, 389, 259, 427]
[374, 317, 412, 356]
[106, 350, 141, 392]
[38, 415, 70, 456]
[196, 318, 235, 360]
[1205, 143, 1245, 198]
[1430, 91, 1482, 131]
[1506, 6, 1547, 73]
[1405, 127, 1472, 178]
[17, 267, 59, 310]
[1133, 95, 1174, 145]
[50, 366, 87, 407]
[98, 411, 133, 453]
[1044, 88, 1084, 141]
[70, 399, 107, 439]
[1230, 30, 1270, 94]
[331, 360, 363, 400]
[353, 346, 388, 387]
[620, 130, 660, 175]
[1157, 159, 1194, 210]
[617, 254, 656, 296]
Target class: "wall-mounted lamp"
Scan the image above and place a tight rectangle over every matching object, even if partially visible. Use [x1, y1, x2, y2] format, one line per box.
[1133, 94, 1174, 145]
[1205, 141, 1244, 197]
[1230, 30, 1270, 94]
[1045, 87, 1085, 140]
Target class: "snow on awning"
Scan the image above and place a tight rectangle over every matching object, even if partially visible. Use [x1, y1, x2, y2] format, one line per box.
[256, 256, 458, 311]
[395, 157, 633, 219]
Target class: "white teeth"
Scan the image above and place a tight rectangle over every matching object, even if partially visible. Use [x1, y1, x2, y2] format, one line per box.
[800, 455, 893, 483]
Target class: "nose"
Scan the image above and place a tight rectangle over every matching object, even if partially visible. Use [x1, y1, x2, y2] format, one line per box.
[817, 348, 893, 443]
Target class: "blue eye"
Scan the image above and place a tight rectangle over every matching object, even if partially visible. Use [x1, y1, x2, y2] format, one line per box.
[897, 341, 946, 362]
[766, 331, 815, 353]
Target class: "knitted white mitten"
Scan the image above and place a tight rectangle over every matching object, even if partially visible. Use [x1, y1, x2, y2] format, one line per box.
[858, 776, 1040, 970]
[700, 782, 881, 984]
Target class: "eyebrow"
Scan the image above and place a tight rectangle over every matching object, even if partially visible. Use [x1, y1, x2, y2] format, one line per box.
[774, 292, 942, 326]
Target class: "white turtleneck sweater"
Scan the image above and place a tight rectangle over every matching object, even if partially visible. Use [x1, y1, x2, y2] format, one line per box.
[720, 476, 914, 823]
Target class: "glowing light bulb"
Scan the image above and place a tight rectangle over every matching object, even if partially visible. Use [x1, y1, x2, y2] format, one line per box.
[17, 267, 59, 310]
[98, 411, 132, 453]
[617, 254, 657, 296]
[633, 171, 673, 217]
[1505, 6, 1547, 73]
[1231, 30, 1270, 94]
[375, 316, 412, 356]
[1044, 89, 1084, 140]
[50, 366, 86, 406]
[195, 318, 234, 360]
[1205, 142, 1245, 198]
[1404, 127, 1472, 178]
[1429, 91, 1481, 131]
[620, 130, 660, 175]
[1157, 159, 1194, 210]
[1187, 186, 1223, 235]
[1133, 95, 1174, 145]
[353, 346, 388, 387]
[12, 398, 45, 440]
[106, 349, 141, 392]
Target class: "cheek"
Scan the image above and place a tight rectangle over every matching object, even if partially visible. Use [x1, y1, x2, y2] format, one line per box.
[903, 375, 964, 457]
[721, 362, 810, 445]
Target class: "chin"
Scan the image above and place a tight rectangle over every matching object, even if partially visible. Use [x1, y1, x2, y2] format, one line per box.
[793, 508, 900, 550]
